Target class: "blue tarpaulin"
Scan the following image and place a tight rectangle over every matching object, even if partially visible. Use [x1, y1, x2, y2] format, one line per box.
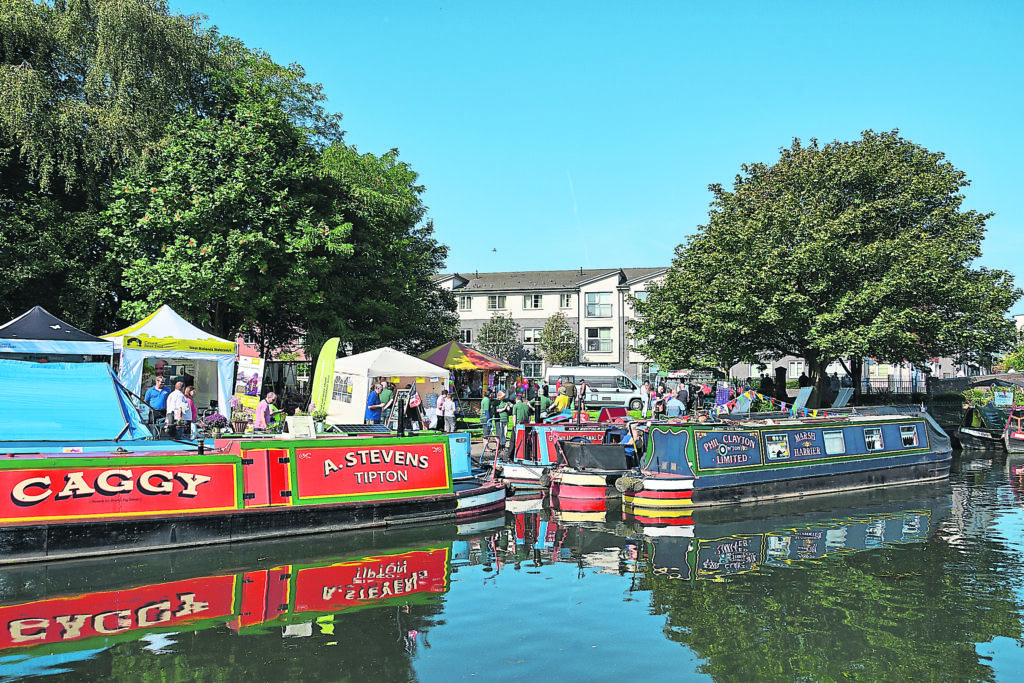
[0, 359, 151, 442]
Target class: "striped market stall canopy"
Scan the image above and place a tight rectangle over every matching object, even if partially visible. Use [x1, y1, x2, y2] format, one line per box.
[419, 341, 518, 372]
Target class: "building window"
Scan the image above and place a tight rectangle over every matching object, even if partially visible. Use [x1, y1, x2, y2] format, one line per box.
[823, 430, 845, 455]
[458, 329, 472, 344]
[487, 295, 506, 310]
[900, 425, 919, 447]
[635, 290, 649, 303]
[458, 295, 472, 311]
[523, 294, 542, 309]
[560, 293, 572, 308]
[585, 327, 612, 353]
[242, 331, 258, 345]
[522, 361, 542, 379]
[586, 292, 611, 318]
[864, 427, 884, 451]
[524, 328, 541, 343]
[788, 360, 805, 378]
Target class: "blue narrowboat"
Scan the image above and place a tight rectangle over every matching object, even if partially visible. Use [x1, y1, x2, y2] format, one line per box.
[620, 409, 952, 513]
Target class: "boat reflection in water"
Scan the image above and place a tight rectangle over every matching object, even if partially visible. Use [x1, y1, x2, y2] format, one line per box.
[634, 496, 939, 582]
[0, 515, 505, 679]
[493, 482, 951, 584]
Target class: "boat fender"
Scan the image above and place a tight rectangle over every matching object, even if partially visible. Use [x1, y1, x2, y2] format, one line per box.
[539, 467, 552, 489]
[615, 475, 644, 493]
[493, 463, 504, 477]
[505, 482, 517, 496]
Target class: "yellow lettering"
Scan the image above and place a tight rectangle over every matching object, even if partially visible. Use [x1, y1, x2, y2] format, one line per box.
[138, 470, 174, 495]
[96, 470, 134, 495]
[55, 472, 95, 499]
[9, 618, 48, 643]
[12, 476, 51, 504]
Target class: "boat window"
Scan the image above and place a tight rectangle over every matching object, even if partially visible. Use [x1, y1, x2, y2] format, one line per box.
[823, 430, 845, 455]
[900, 425, 919, 447]
[765, 433, 790, 460]
[864, 427, 884, 451]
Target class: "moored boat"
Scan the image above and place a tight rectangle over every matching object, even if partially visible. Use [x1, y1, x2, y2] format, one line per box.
[621, 408, 951, 515]
[1003, 406, 1024, 454]
[0, 432, 504, 564]
[956, 405, 1009, 450]
[549, 441, 636, 501]
[497, 421, 608, 489]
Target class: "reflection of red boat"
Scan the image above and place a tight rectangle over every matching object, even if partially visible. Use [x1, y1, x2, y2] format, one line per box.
[0, 542, 452, 653]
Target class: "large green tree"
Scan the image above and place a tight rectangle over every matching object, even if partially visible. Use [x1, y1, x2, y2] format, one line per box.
[631, 130, 1021, 406]
[101, 59, 353, 353]
[310, 144, 458, 356]
[0, 0, 215, 329]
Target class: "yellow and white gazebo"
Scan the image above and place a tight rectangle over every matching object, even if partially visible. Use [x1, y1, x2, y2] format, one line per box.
[104, 305, 237, 418]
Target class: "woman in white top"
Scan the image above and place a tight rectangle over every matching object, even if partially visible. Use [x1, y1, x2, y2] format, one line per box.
[442, 390, 457, 433]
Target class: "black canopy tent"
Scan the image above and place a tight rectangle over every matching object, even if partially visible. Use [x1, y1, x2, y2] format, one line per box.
[0, 306, 113, 362]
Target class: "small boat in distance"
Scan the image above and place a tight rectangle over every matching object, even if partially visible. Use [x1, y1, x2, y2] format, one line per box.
[956, 404, 1009, 450]
[1003, 406, 1024, 454]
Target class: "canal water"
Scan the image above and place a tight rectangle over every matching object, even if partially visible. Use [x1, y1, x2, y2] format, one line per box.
[2, 451, 1024, 682]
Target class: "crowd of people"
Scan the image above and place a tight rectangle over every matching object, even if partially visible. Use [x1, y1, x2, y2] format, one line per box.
[142, 376, 198, 438]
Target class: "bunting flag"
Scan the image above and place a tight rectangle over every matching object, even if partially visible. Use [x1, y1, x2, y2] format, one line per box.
[710, 389, 837, 419]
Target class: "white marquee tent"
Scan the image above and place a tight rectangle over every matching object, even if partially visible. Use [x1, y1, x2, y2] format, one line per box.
[329, 347, 449, 425]
[103, 305, 237, 418]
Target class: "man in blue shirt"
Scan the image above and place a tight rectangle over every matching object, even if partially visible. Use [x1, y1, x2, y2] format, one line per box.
[144, 376, 171, 425]
[365, 383, 383, 424]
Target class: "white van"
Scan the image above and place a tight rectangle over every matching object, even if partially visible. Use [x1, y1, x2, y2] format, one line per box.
[544, 366, 645, 411]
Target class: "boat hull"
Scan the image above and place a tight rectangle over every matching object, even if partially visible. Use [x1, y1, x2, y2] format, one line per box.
[625, 455, 950, 510]
[549, 470, 621, 501]
[957, 428, 1005, 451]
[0, 434, 504, 564]
[1005, 435, 1024, 455]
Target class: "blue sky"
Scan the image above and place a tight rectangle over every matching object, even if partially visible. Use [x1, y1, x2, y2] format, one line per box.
[172, 1, 1022, 306]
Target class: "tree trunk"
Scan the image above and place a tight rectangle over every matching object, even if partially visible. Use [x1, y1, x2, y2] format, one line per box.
[850, 358, 863, 405]
[806, 355, 828, 409]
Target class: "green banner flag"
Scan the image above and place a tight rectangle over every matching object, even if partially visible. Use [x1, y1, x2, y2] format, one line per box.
[309, 337, 340, 413]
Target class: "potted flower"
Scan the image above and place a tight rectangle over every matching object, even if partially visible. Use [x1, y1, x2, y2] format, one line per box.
[312, 410, 328, 433]
[230, 407, 252, 434]
[200, 413, 228, 437]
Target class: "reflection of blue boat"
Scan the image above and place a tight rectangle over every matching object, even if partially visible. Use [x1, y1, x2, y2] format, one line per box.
[630, 489, 949, 582]
[622, 408, 952, 512]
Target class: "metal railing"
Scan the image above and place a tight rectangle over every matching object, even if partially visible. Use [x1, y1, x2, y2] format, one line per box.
[861, 378, 925, 395]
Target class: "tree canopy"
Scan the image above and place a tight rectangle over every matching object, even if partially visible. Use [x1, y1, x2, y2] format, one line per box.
[0, 0, 215, 330]
[2, 0, 456, 356]
[631, 130, 1021, 404]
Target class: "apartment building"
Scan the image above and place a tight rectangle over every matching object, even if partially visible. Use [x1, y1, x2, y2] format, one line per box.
[436, 268, 667, 380]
